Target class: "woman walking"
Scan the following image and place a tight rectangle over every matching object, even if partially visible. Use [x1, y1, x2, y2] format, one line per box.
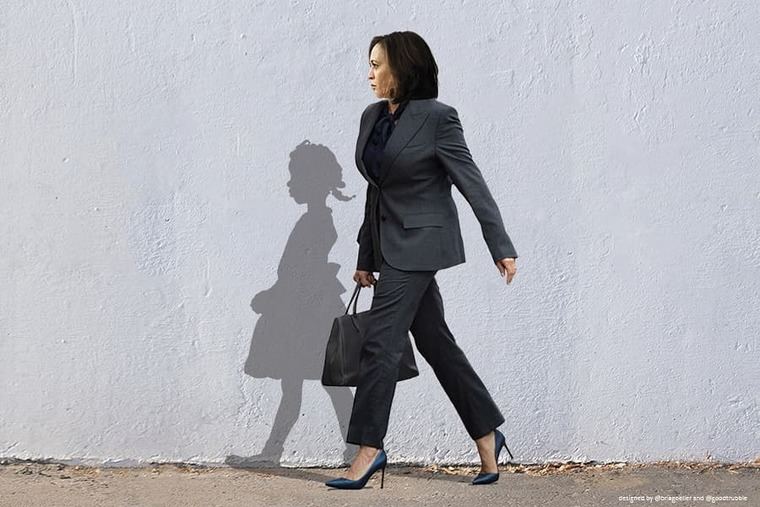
[325, 31, 519, 489]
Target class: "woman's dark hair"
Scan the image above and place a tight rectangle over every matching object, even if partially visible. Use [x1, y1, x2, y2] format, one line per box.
[368, 31, 438, 104]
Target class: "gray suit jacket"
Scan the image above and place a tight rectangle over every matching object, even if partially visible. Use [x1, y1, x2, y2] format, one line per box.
[355, 98, 518, 272]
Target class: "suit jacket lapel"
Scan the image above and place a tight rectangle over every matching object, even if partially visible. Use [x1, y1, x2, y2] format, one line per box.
[355, 101, 384, 186]
[378, 101, 429, 185]
[355, 99, 431, 186]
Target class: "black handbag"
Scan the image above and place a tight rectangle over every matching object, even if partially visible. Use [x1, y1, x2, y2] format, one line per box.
[321, 281, 420, 386]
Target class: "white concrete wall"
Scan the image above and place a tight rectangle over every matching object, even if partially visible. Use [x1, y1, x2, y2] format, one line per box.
[1, 1, 758, 467]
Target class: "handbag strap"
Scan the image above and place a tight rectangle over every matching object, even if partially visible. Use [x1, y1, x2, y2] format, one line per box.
[344, 281, 363, 315]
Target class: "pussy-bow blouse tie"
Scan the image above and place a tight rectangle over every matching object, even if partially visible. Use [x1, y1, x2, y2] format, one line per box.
[363, 100, 409, 181]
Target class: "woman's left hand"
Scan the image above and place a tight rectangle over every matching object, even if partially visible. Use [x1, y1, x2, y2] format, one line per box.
[495, 258, 517, 284]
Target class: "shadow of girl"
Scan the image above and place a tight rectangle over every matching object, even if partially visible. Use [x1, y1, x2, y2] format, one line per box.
[233, 140, 357, 467]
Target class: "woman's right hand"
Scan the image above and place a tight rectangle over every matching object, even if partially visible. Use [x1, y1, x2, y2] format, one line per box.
[353, 270, 376, 287]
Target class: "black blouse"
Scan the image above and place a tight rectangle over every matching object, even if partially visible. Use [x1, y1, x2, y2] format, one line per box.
[362, 99, 409, 183]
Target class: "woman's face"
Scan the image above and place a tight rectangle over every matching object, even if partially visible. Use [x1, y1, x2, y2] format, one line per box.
[368, 43, 396, 100]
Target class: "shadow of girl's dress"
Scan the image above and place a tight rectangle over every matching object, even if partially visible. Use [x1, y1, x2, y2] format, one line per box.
[246, 206, 346, 381]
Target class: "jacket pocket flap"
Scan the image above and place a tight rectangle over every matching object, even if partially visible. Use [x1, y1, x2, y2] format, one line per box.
[403, 212, 445, 229]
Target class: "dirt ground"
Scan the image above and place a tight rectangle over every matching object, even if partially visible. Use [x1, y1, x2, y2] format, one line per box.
[1, 459, 759, 507]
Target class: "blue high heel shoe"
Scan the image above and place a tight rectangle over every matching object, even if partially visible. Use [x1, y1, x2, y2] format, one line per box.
[472, 428, 514, 485]
[325, 448, 387, 489]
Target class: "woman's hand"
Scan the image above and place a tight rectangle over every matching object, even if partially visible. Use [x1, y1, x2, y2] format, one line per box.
[353, 270, 377, 287]
[495, 258, 517, 284]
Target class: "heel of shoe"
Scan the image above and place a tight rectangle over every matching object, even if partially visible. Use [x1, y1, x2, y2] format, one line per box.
[504, 442, 514, 461]
[380, 464, 385, 489]
[494, 429, 515, 463]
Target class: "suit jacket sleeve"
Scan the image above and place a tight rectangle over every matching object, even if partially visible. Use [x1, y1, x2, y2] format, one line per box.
[435, 105, 519, 261]
[356, 183, 376, 271]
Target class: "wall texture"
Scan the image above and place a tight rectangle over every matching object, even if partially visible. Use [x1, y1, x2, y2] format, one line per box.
[1, 1, 758, 467]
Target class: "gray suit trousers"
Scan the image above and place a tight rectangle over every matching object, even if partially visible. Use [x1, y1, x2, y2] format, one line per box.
[345, 257, 506, 449]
